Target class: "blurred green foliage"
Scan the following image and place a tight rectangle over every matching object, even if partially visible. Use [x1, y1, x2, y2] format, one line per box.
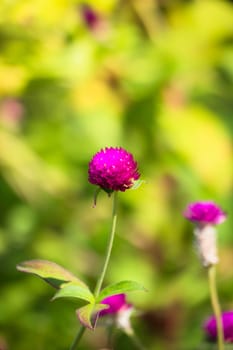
[0, 0, 233, 349]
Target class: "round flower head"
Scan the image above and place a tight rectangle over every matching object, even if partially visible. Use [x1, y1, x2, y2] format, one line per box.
[100, 294, 133, 333]
[183, 201, 226, 226]
[100, 293, 132, 317]
[88, 147, 140, 192]
[204, 311, 233, 342]
[184, 201, 226, 267]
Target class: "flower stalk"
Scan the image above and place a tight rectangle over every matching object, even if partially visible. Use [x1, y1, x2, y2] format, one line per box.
[69, 326, 85, 350]
[94, 191, 118, 297]
[126, 329, 147, 350]
[208, 265, 224, 350]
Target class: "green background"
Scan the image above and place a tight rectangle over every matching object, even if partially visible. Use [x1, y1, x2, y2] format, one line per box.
[0, 0, 233, 349]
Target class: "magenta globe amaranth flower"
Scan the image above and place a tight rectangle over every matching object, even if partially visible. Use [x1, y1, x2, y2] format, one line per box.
[183, 201, 227, 267]
[204, 311, 233, 342]
[183, 201, 226, 226]
[100, 294, 133, 333]
[100, 293, 132, 317]
[88, 147, 140, 192]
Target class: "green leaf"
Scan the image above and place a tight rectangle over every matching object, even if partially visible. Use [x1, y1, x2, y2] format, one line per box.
[97, 280, 146, 302]
[77, 304, 94, 330]
[76, 303, 108, 330]
[16, 259, 88, 289]
[52, 283, 94, 303]
[130, 179, 146, 190]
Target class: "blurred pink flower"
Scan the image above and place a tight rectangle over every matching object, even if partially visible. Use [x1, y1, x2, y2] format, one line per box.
[100, 294, 132, 317]
[183, 201, 226, 226]
[183, 201, 226, 266]
[79, 4, 110, 41]
[80, 4, 100, 31]
[100, 294, 133, 333]
[204, 311, 233, 342]
[0, 98, 24, 124]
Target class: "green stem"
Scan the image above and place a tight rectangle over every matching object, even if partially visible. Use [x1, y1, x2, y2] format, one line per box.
[69, 326, 85, 350]
[208, 265, 224, 350]
[69, 191, 118, 349]
[107, 323, 115, 349]
[94, 191, 118, 297]
[126, 329, 147, 350]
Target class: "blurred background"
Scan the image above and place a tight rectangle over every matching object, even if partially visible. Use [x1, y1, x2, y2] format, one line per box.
[0, 0, 233, 349]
